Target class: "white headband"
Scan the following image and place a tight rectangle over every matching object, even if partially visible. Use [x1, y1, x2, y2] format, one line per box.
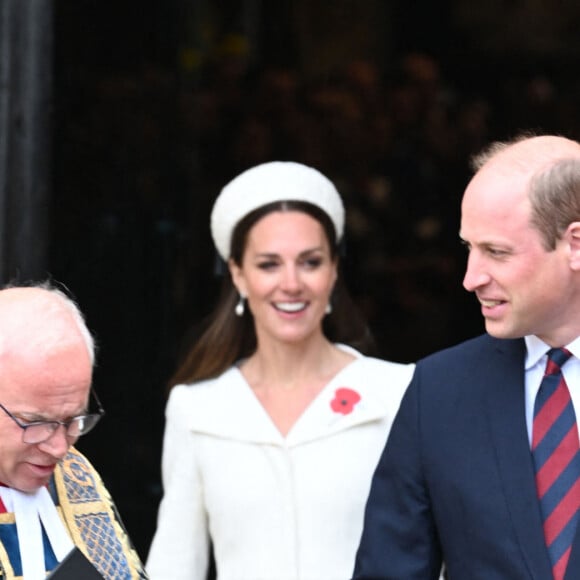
[210, 161, 345, 260]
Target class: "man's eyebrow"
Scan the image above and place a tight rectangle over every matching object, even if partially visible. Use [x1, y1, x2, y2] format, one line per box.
[12, 410, 50, 422]
[15, 408, 85, 422]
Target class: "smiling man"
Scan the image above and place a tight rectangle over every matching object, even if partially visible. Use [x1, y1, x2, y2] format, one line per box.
[0, 284, 146, 579]
[353, 134, 580, 580]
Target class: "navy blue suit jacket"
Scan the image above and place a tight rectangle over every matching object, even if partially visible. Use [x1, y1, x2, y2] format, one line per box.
[353, 334, 580, 579]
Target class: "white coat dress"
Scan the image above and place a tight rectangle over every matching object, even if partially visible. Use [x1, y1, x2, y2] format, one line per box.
[146, 345, 414, 580]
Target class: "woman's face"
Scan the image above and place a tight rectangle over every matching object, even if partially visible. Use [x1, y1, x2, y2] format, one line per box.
[229, 210, 337, 346]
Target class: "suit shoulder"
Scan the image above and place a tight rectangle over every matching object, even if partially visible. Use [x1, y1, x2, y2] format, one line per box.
[409, 335, 524, 400]
[418, 333, 519, 367]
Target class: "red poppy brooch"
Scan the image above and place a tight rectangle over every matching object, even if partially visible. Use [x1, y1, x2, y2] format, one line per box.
[330, 387, 361, 415]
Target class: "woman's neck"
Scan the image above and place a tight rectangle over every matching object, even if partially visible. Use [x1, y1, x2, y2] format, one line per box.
[241, 336, 353, 390]
[239, 337, 356, 436]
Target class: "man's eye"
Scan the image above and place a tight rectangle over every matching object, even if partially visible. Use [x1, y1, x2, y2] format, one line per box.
[20, 418, 46, 427]
[488, 248, 507, 257]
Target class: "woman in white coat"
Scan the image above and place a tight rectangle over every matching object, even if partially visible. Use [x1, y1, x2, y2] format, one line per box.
[146, 161, 415, 580]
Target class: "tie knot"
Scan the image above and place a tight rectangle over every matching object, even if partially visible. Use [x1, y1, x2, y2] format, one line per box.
[546, 347, 573, 375]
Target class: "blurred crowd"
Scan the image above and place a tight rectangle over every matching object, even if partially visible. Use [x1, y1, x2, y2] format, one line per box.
[52, 46, 580, 557]
[171, 48, 580, 360]
[54, 48, 580, 363]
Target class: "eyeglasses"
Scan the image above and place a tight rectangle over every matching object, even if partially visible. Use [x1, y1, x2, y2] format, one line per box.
[0, 389, 105, 444]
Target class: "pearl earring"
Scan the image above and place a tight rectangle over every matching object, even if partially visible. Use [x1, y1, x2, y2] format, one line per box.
[325, 302, 332, 315]
[235, 294, 245, 317]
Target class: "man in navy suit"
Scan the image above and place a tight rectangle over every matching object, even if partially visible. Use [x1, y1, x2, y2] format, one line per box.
[353, 134, 580, 579]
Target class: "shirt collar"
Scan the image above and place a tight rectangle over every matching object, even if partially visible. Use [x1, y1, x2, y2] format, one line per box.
[524, 334, 580, 370]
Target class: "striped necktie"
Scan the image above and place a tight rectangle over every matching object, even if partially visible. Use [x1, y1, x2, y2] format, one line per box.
[532, 347, 580, 580]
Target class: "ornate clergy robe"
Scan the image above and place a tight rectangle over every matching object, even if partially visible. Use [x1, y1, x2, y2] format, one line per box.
[0, 447, 146, 579]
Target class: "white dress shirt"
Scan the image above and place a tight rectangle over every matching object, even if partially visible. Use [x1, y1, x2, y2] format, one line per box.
[524, 334, 580, 447]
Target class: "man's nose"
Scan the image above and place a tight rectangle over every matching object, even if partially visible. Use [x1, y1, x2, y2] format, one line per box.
[462, 252, 490, 292]
[37, 425, 72, 459]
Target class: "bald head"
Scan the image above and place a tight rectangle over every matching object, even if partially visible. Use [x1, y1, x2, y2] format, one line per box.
[472, 135, 580, 174]
[0, 286, 95, 368]
[465, 135, 580, 251]
[460, 134, 580, 344]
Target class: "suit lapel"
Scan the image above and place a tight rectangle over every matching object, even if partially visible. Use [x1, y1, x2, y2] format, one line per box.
[485, 338, 553, 578]
[566, 413, 580, 577]
[566, 529, 580, 578]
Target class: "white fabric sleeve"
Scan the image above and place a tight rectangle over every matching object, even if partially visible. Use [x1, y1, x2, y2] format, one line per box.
[146, 387, 210, 580]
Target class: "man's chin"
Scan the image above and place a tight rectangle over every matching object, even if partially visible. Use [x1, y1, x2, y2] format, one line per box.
[484, 320, 517, 340]
[14, 465, 55, 492]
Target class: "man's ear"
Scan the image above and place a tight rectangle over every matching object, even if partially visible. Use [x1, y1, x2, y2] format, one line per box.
[567, 222, 580, 271]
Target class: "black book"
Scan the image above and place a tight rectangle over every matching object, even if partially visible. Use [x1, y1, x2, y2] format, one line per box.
[47, 547, 104, 579]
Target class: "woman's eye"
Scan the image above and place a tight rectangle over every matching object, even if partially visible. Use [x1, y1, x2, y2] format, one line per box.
[257, 261, 278, 270]
[304, 257, 323, 268]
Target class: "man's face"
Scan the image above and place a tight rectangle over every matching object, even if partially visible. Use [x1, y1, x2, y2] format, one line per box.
[460, 165, 576, 346]
[0, 342, 92, 492]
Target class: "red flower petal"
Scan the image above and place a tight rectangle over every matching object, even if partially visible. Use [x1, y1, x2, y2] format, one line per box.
[330, 387, 361, 415]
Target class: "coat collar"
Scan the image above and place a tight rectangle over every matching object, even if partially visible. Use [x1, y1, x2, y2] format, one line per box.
[178, 355, 412, 447]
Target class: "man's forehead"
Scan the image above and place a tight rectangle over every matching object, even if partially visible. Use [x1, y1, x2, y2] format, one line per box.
[0, 290, 80, 359]
[486, 136, 580, 174]
[0, 288, 56, 323]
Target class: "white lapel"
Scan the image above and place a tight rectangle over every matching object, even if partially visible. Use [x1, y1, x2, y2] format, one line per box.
[178, 350, 413, 447]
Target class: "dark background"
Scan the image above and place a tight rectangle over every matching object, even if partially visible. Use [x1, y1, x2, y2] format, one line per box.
[4, 0, 580, 561]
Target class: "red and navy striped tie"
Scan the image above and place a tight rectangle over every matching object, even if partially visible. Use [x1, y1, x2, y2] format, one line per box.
[532, 347, 580, 580]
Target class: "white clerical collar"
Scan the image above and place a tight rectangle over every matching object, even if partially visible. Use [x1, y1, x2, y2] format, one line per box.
[0, 486, 74, 580]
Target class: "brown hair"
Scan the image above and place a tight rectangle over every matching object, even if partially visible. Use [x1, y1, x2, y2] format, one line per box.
[529, 158, 580, 250]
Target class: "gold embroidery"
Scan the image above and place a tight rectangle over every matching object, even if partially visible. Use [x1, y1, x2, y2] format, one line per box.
[0, 448, 146, 579]
[54, 448, 145, 579]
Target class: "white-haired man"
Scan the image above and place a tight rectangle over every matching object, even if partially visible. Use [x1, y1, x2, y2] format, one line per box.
[0, 284, 146, 579]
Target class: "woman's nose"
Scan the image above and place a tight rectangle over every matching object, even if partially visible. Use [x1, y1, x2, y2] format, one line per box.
[280, 266, 301, 291]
